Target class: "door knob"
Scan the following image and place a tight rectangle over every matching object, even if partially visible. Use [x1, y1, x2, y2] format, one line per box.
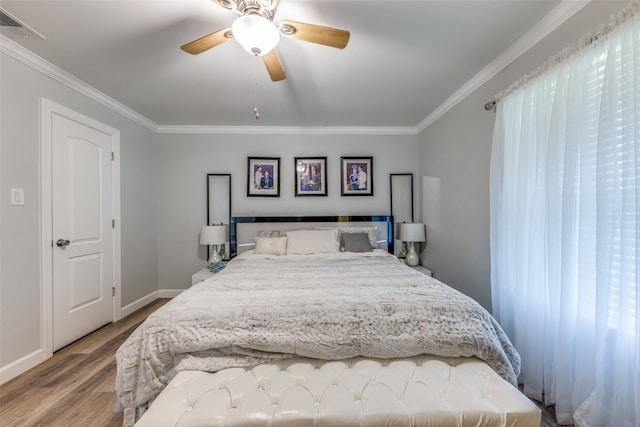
[56, 239, 71, 248]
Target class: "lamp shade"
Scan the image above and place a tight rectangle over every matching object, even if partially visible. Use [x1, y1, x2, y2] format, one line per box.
[398, 223, 426, 243]
[200, 225, 226, 245]
[232, 14, 280, 56]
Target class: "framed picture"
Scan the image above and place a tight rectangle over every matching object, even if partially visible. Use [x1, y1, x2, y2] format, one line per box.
[341, 157, 373, 196]
[295, 157, 327, 196]
[247, 157, 280, 197]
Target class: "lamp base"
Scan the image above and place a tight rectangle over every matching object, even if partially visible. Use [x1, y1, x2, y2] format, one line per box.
[208, 245, 224, 272]
[209, 245, 222, 264]
[405, 243, 420, 267]
[208, 261, 225, 273]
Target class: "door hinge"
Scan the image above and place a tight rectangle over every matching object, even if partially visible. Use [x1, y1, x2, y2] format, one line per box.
[112, 287, 116, 297]
[112, 219, 115, 229]
[111, 151, 115, 161]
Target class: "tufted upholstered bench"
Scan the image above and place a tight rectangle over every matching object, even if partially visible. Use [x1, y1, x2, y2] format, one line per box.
[134, 355, 540, 427]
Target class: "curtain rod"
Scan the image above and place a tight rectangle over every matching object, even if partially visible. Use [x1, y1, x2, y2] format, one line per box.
[484, 0, 639, 111]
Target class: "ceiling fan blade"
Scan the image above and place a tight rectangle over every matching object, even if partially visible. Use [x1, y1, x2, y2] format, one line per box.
[181, 28, 232, 55]
[279, 20, 350, 49]
[262, 49, 286, 82]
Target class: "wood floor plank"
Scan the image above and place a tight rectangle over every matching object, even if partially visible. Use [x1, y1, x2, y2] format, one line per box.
[28, 363, 118, 426]
[0, 387, 55, 426]
[95, 364, 118, 393]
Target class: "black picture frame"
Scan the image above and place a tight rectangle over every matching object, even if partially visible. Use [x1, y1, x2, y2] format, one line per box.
[341, 157, 373, 196]
[247, 157, 280, 197]
[295, 157, 327, 197]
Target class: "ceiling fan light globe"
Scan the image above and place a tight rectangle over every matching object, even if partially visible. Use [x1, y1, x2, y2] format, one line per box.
[232, 14, 280, 57]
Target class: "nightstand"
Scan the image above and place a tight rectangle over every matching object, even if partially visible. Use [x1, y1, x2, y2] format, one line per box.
[192, 267, 215, 285]
[411, 265, 432, 277]
[192, 262, 229, 285]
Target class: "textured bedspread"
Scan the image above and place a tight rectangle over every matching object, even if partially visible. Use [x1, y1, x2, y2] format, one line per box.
[115, 251, 520, 425]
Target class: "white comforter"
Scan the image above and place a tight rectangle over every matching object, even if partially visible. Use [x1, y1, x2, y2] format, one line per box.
[116, 251, 520, 423]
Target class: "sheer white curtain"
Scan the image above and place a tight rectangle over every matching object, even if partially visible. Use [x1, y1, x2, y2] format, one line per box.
[490, 5, 639, 427]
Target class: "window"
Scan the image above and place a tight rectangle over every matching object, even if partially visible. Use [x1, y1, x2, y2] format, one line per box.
[490, 8, 638, 427]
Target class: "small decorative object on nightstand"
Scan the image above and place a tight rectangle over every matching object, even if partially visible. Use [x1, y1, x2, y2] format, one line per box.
[218, 243, 227, 261]
[398, 241, 408, 259]
[398, 223, 425, 267]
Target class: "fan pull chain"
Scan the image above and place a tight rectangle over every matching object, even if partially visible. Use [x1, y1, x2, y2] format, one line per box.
[253, 58, 260, 120]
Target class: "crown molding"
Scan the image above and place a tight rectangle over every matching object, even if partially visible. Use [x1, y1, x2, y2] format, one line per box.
[417, 0, 591, 133]
[1, 34, 416, 136]
[1, 35, 158, 131]
[0, 35, 158, 132]
[156, 125, 418, 135]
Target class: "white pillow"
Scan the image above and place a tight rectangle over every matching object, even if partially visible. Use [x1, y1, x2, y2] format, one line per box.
[285, 229, 339, 254]
[254, 236, 287, 255]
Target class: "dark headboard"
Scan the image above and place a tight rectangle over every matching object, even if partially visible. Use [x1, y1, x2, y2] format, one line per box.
[229, 215, 394, 258]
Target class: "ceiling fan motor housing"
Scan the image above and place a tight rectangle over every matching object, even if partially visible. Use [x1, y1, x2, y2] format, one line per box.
[227, 0, 277, 21]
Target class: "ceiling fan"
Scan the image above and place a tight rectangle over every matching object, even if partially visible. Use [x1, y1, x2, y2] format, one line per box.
[180, 0, 350, 82]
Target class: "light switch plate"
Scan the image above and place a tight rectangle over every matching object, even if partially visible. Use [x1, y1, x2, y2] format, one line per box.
[10, 188, 24, 206]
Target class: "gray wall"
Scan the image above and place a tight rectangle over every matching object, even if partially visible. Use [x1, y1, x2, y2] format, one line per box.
[155, 133, 419, 290]
[417, 0, 628, 310]
[0, 52, 158, 367]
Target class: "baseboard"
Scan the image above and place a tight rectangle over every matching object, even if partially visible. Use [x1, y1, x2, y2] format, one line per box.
[1, 290, 185, 384]
[158, 289, 183, 298]
[0, 348, 48, 384]
[119, 289, 183, 318]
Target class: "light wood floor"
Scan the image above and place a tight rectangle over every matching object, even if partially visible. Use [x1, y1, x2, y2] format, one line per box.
[1, 298, 563, 427]
[0, 299, 169, 427]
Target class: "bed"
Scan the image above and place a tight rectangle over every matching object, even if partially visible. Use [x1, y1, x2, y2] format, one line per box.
[115, 216, 540, 426]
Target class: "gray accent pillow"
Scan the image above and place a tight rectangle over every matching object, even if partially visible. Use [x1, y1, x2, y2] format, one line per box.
[340, 233, 373, 252]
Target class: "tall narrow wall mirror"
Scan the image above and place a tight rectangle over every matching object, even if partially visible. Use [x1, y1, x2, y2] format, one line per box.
[390, 173, 414, 257]
[207, 174, 232, 260]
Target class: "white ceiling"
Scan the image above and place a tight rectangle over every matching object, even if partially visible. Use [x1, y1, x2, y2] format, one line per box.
[0, 0, 564, 129]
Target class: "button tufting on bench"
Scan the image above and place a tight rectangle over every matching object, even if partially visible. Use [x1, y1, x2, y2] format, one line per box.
[135, 355, 541, 427]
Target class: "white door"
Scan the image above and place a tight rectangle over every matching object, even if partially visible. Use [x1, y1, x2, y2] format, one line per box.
[52, 113, 113, 351]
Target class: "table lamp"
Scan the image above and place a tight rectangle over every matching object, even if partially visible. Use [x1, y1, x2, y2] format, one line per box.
[398, 223, 425, 267]
[200, 225, 226, 267]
